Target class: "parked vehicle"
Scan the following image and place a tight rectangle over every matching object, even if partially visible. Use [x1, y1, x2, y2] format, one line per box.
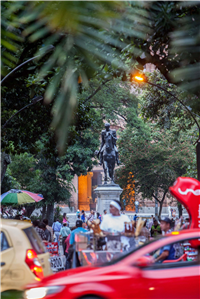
[1, 219, 52, 293]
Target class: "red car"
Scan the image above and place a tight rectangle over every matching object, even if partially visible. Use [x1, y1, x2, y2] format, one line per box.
[24, 228, 200, 299]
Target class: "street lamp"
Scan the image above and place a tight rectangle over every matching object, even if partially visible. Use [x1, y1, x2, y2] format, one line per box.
[133, 74, 200, 181]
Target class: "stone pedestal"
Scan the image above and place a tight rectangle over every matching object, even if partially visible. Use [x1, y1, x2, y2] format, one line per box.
[94, 184, 123, 215]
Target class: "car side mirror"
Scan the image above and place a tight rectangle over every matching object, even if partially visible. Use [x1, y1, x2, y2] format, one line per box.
[134, 256, 153, 268]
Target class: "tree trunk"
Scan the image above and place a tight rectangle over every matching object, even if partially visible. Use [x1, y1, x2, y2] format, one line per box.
[158, 200, 164, 219]
[41, 205, 46, 220]
[25, 204, 35, 218]
[46, 203, 54, 226]
[177, 202, 182, 217]
[158, 190, 168, 219]
[1, 152, 11, 183]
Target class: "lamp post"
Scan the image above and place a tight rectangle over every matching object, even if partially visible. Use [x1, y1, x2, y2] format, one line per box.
[133, 74, 200, 181]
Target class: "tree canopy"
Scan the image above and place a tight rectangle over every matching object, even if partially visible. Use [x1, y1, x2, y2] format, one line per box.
[2, 1, 199, 152]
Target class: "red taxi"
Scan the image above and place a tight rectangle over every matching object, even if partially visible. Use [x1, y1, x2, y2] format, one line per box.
[24, 177, 200, 299]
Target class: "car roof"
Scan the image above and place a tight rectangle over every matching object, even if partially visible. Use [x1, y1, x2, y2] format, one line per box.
[0, 218, 32, 229]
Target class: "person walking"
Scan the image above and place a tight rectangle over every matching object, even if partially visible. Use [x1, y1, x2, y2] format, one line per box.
[87, 210, 95, 222]
[97, 212, 102, 223]
[43, 219, 53, 242]
[148, 215, 154, 230]
[52, 219, 62, 246]
[76, 209, 81, 218]
[40, 222, 51, 242]
[69, 220, 88, 245]
[64, 234, 71, 269]
[33, 220, 46, 240]
[59, 223, 71, 253]
[181, 218, 190, 230]
[81, 210, 86, 223]
[135, 200, 139, 213]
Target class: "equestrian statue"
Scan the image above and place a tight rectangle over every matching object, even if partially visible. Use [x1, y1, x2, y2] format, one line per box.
[95, 123, 120, 184]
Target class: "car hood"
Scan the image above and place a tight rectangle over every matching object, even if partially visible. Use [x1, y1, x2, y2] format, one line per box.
[25, 266, 102, 288]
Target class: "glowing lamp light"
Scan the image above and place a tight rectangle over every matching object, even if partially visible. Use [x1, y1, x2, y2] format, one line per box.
[171, 231, 179, 235]
[134, 75, 144, 82]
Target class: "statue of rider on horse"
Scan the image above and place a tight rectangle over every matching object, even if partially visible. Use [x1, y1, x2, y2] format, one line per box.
[95, 123, 120, 184]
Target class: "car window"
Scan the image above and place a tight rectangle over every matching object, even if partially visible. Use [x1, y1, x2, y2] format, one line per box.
[101, 236, 164, 267]
[23, 227, 46, 254]
[0, 231, 10, 252]
[141, 237, 199, 269]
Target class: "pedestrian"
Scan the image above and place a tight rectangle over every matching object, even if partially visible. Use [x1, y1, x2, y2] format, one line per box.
[69, 220, 88, 245]
[39, 222, 51, 242]
[100, 200, 130, 234]
[133, 214, 138, 221]
[148, 215, 154, 230]
[52, 219, 62, 246]
[43, 219, 54, 242]
[64, 234, 71, 269]
[62, 213, 69, 227]
[59, 223, 71, 253]
[87, 210, 95, 222]
[33, 220, 46, 240]
[150, 219, 162, 238]
[81, 210, 85, 223]
[76, 209, 81, 218]
[101, 209, 107, 220]
[139, 220, 150, 241]
[97, 212, 102, 223]
[181, 218, 190, 230]
[171, 218, 175, 230]
[135, 200, 139, 213]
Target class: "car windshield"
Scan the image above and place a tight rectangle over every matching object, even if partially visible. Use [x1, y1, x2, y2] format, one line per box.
[101, 235, 165, 267]
[23, 227, 46, 254]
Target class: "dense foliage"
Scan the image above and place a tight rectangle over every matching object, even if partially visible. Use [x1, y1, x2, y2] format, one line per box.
[1, 1, 199, 218]
[2, 1, 199, 151]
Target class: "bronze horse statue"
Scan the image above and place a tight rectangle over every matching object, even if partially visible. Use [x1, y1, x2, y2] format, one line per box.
[102, 132, 116, 184]
[95, 123, 120, 185]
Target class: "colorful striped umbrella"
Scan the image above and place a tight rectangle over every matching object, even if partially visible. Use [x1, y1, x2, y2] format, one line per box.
[1, 189, 43, 205]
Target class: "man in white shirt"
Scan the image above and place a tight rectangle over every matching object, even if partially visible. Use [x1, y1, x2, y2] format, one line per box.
[100, 200, 130, 234]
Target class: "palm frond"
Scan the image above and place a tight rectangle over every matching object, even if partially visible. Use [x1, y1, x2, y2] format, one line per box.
[3, 1, 151, 152]
[1, 2, 24, 76]
[170, 2, 200, 95]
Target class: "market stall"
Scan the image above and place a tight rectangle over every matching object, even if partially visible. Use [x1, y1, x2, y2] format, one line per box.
[71, 177, 200, 268]
[43, 241, 65, 272]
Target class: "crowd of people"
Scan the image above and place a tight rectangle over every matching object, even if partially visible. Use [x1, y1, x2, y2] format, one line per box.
[5, 202, 190, 270]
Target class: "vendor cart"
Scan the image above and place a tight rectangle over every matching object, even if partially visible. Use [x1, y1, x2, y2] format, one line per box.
[43, 241, 65, 272]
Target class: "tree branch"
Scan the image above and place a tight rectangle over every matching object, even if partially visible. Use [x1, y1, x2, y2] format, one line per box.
[1, 55, 41, 85]
[152, 193, 161, 204]
[83, 79, 112, 104]
[2, 96, 43, 130]
[1, 45, 54, 85]
[161, 189, 168, 203]
[113, 110, 127, 122]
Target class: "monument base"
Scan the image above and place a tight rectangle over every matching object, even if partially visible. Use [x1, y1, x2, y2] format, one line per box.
[94, 185, 123, 215]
